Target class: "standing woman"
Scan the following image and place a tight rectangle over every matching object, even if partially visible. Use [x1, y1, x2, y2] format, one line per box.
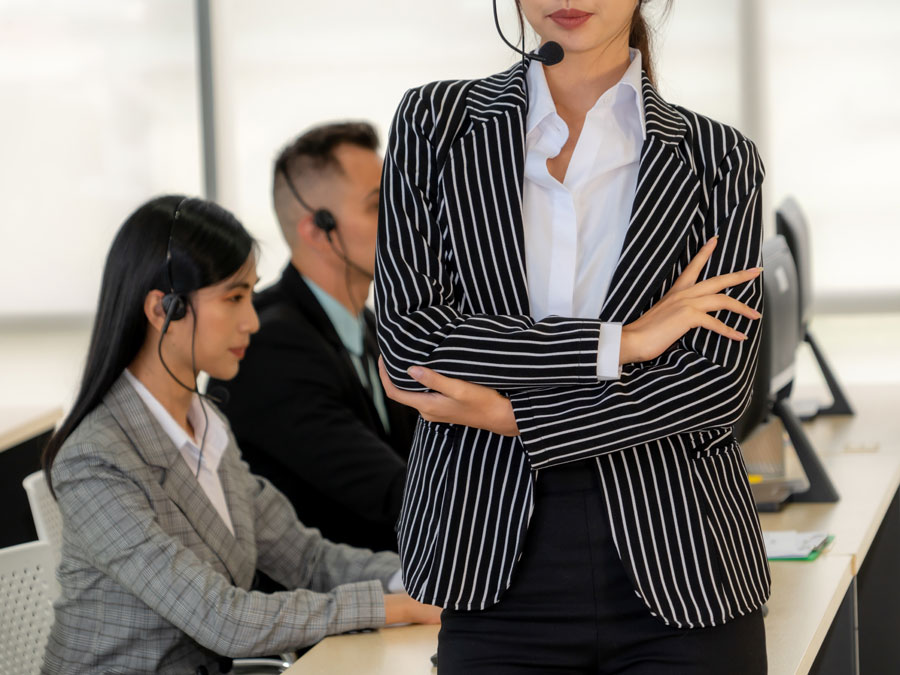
[41, 196, 438, 675]
[376, 1, 769, 673]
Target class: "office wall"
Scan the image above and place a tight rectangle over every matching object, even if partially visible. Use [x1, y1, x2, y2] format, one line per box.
[0, 0, 203, 318]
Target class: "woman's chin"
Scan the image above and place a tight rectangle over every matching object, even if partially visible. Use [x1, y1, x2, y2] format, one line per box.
[205, 362, 240, 382]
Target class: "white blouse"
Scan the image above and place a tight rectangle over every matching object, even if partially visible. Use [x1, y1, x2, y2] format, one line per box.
[124, 369, 235, 535]
[523, 48, 646, 379]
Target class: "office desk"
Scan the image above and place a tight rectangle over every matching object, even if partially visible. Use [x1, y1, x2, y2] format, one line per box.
[0, 406, 62, 454]
[287, 625, 438, 675]
[0, 405, 62, 548]
[290, 385, 899, 674]
[759, 384, 900, 674]
[287, 559, 854, 675]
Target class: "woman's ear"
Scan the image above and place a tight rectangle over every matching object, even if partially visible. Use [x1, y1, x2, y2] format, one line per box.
[144, 289, 168, 333]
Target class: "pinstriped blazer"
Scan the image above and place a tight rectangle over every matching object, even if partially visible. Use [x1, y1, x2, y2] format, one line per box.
[375, 60, 771, 629]
[43, 374, 399, 675]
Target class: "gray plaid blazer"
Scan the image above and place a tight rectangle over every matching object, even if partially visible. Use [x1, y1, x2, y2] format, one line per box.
[42, 373, 400, 674]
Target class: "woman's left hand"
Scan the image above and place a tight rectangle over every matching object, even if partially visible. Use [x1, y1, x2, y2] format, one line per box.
[378, 358, 519, 437]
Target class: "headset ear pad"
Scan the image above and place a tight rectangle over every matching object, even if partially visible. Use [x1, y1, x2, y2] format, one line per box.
[314, 209, 337, 234]
[161, 292, 187, 322]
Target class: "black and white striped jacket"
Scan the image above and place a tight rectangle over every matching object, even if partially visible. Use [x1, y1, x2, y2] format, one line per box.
[375, 60, 770, 629]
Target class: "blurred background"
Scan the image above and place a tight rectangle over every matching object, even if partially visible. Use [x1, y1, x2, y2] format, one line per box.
[1, 0, 898, 410]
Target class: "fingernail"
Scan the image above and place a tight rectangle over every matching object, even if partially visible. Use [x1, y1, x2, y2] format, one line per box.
[752, 310, 762, 319]
[738, 332, 748, 341]
[756, 266, 764, 272]
[408, 366, 423, 379]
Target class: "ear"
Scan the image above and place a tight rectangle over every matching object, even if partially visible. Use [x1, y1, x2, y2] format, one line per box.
[295, 212, 333, 254]
[144, 289, 168, 333]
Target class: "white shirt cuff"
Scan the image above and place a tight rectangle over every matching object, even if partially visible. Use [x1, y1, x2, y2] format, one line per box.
[597, 323, 623, 381]
[387, 569, 405, 594]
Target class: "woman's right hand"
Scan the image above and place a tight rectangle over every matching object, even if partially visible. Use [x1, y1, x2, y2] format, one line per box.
[383, 592, 443, 626]
[620, 237, 762, 365]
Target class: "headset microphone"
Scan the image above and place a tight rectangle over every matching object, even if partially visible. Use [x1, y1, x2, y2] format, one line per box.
[492, 0, 564, 66]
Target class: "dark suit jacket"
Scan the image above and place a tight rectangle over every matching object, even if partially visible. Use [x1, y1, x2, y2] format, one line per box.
[375, 61, 770, 627]
[212, 264, 416, 553]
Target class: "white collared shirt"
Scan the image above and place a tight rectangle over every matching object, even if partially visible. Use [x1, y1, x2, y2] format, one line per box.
[523, 48, 646, 379]
[124, 369, 235, 535]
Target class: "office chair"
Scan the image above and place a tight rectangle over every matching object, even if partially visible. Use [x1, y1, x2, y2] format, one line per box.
[0, 540, 59, 675]
[22, 471, 62, 564]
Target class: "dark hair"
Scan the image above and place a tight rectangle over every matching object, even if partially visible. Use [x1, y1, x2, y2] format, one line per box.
[514, 0, 671, 86]
[273, 121, 379, 189]
[42, 196, 256, 495]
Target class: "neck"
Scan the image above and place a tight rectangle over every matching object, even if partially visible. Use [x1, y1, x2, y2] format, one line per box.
[541, 42, 631, 116]
[291, 254, 371, 315]
[128, 340, 195, 434]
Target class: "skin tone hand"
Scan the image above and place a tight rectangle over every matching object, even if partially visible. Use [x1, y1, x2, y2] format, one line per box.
[383, 592, 443, 626]
[378, 358, 519, 437]
[379, 237, 761, 432]
[619, 236, 762, 364]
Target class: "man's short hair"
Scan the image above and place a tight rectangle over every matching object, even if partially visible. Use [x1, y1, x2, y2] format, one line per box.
[273, 121, 379, 244]
[274, 121, 378, 186]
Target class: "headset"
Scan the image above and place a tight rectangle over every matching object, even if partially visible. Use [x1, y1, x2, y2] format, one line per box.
[161, 198, 189, 330]
[158, 197, 209, 477]
[277, 162, 371, 279]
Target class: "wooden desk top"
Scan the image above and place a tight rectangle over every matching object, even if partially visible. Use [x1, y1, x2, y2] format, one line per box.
[765, 557, 854, 675]
[286, 624, 438, 675]
[759, 384, 900, 574]
[0, 406, 62, 453]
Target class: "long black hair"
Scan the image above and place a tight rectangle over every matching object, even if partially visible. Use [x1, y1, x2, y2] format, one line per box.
[43, 195, 256, 495]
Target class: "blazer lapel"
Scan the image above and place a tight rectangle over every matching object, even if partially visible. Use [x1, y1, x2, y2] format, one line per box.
[279, 265, 378, 414]
[599, 76, 701, 324]
[103, 376, 255, 587]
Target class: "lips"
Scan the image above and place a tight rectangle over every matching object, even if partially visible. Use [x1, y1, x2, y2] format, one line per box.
[229, 347, 247, 359]
[549, 8, 591, 29]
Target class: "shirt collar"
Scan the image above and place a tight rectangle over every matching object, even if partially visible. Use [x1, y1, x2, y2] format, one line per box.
[303, 275, 365, 357]
[526, 47, 646, 140]
[123, 369, 229, 472]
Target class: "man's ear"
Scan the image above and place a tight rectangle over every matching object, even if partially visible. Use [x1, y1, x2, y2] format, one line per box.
[295, 212, 332, 254]
[144, 289, 168, 333]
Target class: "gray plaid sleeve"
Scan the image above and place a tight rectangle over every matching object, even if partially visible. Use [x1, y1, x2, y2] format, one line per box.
[249, 469, 401, 594]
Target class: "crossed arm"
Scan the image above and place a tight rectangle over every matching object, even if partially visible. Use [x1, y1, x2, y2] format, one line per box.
[376, 91, 765, 468]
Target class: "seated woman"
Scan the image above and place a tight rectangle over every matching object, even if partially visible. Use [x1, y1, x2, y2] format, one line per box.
[40, 196, 438, 675]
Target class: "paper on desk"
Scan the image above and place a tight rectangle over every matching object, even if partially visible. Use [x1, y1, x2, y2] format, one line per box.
[763, 530, 830, 559]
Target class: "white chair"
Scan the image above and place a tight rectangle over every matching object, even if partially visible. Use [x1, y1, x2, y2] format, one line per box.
[0, 540, 59, 675]
[22, 471, 62, 563]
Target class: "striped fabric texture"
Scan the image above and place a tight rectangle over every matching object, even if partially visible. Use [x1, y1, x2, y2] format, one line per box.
[375, 60, 771, 628]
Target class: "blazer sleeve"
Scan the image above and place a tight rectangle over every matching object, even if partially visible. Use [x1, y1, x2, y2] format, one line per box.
[52, 444, 389, 657]
[509, 139, 765, 470]
[248, 460, 402, 593]
[376, 86, 605, 392]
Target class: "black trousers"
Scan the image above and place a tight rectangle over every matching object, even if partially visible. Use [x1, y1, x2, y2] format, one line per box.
[438, 461, 767, 674]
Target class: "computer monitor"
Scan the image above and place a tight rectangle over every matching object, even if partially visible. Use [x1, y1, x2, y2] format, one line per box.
[735, 235, 839, 503]
[775, 197, 853, 417]
[734, 236, 799, 442]
[775, 197, 813, 333]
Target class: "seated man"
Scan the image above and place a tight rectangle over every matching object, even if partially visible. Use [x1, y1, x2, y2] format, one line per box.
[213, 122, 416, 552]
